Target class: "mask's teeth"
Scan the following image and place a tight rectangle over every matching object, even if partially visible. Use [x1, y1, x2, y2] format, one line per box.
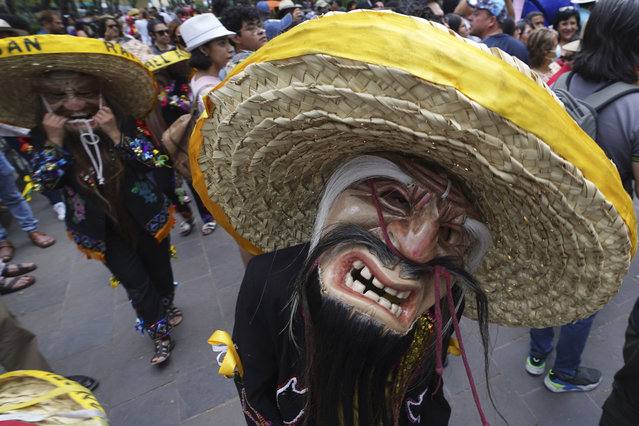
[397, 291, 410, 300]
[391, 303, 401, 317]
[363, 290, 379, 302]
[360, 266, 372, 280]
[385, 287, 398, 296]
[379, 297, 392, 310]
[353, 281, 366, 294]
[372, 277, 384, 289]
[345, 273, 354, 288]
[353, 259, 364, 270]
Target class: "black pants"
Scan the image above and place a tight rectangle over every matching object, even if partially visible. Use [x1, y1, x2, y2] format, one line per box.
[600, 297, 639, 426]
[104, 222, 175, 327]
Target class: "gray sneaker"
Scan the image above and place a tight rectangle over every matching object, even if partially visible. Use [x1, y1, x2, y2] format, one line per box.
[544, 367, 601, 392]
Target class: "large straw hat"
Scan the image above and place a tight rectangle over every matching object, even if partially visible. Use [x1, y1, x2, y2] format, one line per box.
[143, 49, 191, 73]
[0, 35, 156, 129]
[191, 11, 636, 328]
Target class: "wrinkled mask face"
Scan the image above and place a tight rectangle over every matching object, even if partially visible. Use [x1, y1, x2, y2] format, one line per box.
[37, 71, 101, 130]
[317, 157, 479, 335]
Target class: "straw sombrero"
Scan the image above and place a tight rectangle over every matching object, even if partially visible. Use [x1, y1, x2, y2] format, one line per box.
[0, 35, 156, 129]
[143, 49, 191, 74]
[191, 11, 636, 328]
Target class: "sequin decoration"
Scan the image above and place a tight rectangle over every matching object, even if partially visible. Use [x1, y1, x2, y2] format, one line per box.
[145, 199, 171, 234]
[391, 312, 436, 420]
[68, 229, 106, 257]
[31, 143, 74, 192]
[117, 136, 170, 168]
[109, 276, 120, 289]
[70, 192, 87, 224]
[131, 181, 158, 203]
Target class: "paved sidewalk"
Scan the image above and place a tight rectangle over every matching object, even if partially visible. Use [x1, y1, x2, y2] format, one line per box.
[3, 192, 638, 425]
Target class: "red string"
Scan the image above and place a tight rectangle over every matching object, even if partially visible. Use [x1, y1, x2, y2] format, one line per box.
[443, 267, 490, 426]
[432, 269, 444, 395]
[366, 178, 489, 424]
[367, 179, 411, 263]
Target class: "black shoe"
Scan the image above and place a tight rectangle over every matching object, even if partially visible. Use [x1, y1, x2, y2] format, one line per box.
[66, 375, 99, 391]
[544, 367, 601, 392]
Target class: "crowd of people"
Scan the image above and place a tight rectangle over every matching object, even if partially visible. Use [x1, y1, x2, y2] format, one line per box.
[0, 0, 638, 424]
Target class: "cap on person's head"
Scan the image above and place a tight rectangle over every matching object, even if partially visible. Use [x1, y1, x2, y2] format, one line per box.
[467, 0, 506, 22]
[0, 18, 28, 36]
[264, 13, 292, 39]
[128, 8, 139, 16]
[316, 0, 329, 8]
[175, 7, 185, 14]
[278, 0, 302, 11]
[180, 13, 235, 51]
[257, 1, 272, 14]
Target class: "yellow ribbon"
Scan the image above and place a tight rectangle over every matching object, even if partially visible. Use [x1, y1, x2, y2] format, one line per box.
[207, 330, 243, 377]
[21, 175, 34, 201]
[109, 276, 120, 289]
[447, 337, 461, 356]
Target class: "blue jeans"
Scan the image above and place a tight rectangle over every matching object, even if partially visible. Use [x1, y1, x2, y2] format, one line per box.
[529, 313, 597, 378]
[0, 151, 38, 241]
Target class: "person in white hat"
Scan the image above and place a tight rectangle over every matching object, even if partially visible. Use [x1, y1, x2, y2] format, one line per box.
[180, 13, 235, 113]
[178, 13, 236, 236]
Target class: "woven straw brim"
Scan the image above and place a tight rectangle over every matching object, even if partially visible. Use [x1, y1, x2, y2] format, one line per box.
[0, 370, 106, 425]
[0, 35, 156, 129]
[194, 12, 634, 328]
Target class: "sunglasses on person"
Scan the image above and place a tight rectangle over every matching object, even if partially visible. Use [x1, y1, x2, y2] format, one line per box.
[154, 29, 169, 36]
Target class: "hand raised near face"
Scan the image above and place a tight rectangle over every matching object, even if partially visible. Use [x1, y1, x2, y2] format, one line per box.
[292, 8, 304, 21]
[42, 113, 68, 147]
[93, 106, 121, 145]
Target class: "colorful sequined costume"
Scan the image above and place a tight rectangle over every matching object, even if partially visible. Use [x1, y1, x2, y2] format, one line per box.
[30, 122, 176, 337]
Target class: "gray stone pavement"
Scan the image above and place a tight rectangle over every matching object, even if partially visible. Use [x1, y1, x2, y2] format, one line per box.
[3, 191, 638, 425]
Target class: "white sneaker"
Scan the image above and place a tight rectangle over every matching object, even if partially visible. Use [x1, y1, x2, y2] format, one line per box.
[53, 202, 65, 221]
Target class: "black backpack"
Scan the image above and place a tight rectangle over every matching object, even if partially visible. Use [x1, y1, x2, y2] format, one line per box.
[552, 71, 639, 143]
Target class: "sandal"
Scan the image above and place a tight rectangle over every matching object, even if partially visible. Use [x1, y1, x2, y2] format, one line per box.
[0, 275, 36, 295]
[2, 262, 37, 277]
[151, 336, 175, 366]
[201, 221, 217, 236]
[178, 217, 194, 236]
[166, 304, 183, 327]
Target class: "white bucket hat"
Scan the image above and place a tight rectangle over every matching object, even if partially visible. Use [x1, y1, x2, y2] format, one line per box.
[180, 13, 235, 52]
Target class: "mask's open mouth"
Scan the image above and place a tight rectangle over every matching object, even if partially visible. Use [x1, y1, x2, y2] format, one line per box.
[318, 246, 435, 334]
[346, 259, 410, 318]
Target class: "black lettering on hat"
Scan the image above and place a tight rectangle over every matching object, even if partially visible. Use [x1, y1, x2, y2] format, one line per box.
[103, 41, 117, 53]
[8, 40, 22, 54]
[23, 37, 41, 52]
